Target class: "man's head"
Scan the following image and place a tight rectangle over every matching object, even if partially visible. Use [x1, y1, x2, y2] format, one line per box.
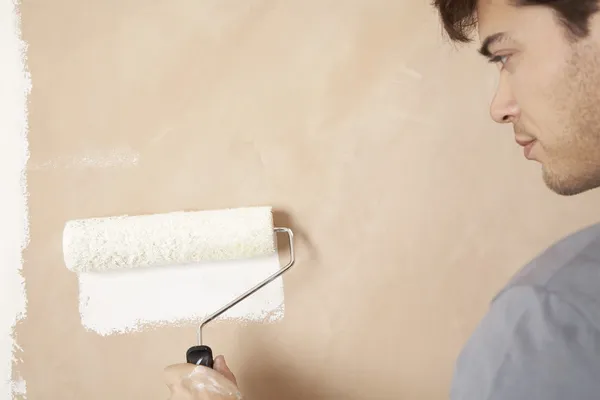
[433, 0, 600, 195]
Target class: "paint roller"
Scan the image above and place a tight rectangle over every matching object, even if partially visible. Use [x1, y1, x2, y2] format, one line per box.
[61, 205, 295, 368]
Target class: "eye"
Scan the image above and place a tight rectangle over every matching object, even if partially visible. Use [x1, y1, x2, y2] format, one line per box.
[489, 54, 510, 65]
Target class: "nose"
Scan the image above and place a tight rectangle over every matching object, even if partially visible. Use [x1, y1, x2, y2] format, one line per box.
[490, 74, 520, 123]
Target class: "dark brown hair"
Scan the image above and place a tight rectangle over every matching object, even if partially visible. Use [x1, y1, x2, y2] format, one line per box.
[431, 0, 600, 43]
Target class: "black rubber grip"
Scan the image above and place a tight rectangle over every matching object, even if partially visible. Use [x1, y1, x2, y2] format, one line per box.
[186, 345, 214, 368]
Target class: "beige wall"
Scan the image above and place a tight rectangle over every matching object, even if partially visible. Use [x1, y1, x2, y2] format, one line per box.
[16, 0, 600, 399]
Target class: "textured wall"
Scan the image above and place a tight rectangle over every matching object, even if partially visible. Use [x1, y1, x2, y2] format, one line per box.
[14, 0, 600, 399]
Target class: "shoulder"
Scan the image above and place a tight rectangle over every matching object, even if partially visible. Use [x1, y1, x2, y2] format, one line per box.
[451, 284, 600, 399]
[499, 221, 600, 292]
[451, 223, 600, 399]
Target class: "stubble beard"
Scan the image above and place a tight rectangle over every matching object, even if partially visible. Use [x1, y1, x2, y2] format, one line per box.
[539, 41, 600, 196]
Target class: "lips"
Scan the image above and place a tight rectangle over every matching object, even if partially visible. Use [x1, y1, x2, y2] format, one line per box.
[515, 138, 537, 159]
[515, 138, 535, 147]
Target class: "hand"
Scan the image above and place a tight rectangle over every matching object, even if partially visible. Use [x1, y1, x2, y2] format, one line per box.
[164, 356, 242, 400]
[213, 355, 238, 385]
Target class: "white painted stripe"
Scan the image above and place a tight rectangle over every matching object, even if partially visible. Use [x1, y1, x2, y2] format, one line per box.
[78, 254, 285, 335]
[29, 147, 140, 170]
[0, 0, 31, 397]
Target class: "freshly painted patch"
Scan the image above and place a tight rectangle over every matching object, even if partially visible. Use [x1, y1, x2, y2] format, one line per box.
[0, 0, 31, 397]
[77, 254, 285, 335]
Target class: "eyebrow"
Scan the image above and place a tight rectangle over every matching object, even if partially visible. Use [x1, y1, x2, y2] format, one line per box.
[478, 32, 508, 58]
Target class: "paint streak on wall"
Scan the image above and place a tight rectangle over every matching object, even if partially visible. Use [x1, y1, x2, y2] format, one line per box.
[77, 254, 284, 335]
[28, 147, 140, 170]
[0, 0, 30, 398]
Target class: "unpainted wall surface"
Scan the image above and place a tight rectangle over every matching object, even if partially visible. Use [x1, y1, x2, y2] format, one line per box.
[15, 0, 600, 399]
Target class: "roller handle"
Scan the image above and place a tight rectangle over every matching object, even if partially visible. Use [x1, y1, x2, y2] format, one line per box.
[186, 345, 214, 368]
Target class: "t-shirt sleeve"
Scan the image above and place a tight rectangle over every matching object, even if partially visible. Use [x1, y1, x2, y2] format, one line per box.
[450, 285, 600, 400]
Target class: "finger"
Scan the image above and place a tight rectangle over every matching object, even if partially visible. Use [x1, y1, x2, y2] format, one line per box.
[213, 355, 237, 384]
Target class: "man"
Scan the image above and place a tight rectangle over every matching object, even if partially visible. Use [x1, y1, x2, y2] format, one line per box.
[199, 0, 600, 398]
[430, 0, 600, 398]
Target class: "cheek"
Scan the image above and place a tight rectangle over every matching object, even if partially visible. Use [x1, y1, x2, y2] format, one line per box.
[509, 55, 567, 132]
[515, 54, 556, 97]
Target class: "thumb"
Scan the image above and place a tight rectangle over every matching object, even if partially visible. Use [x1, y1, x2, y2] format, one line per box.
[213, 355, 237, 385]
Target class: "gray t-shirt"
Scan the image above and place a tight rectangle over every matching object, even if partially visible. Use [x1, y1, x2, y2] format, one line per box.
[450, 222, 600, 399]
